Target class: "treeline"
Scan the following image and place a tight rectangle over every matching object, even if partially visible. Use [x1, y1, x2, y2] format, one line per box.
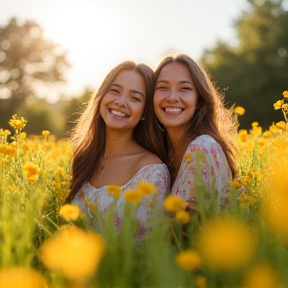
[0, 0, 287, 137]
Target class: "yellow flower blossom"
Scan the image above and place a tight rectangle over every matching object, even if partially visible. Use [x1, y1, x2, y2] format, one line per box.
[234, 106, 245, 115]
[230, 178, 242, 189]
[275, 121, 286, 130]
[164, 195, 186, 212]
[39, 226, 105, 281]
[0, 267, 47, 288]
[251, 122, 259, 127]
[59, 204, 81, 221]
[23, 162, 41, 182]
[283, 90, 288, 98]
[0, 144, 16, 157]
[242, 263, 279, 288]
[273, 100, 284, 110]
[176, 249, 201, 271]
[137, 180, 157, 196]
[107, 185, 121, 199]
[197, 216, 255, 270]
[8, 114, 27, 131]
[263, 130, 272, 138]
[175, 210, 190, 224]
[42, 130, 50, 136]
[282, 103, 288, 112]
[3, 129, 11, 136]
[122, 189, 143, 205]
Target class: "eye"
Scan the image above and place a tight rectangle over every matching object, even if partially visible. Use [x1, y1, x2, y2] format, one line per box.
[110, 88, 120, 93]
[131, 96, 141, 102]
[181, 86, 193, 91]
[155, 85, 168, 91]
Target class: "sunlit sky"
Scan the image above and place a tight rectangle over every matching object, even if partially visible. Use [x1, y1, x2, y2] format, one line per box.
[0, 0, 249, 102]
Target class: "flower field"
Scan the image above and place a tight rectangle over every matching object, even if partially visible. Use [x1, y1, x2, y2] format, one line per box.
[0, 92, 288, 288]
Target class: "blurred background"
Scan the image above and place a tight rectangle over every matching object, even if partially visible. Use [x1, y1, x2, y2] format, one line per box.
[0, 0, 287, 138]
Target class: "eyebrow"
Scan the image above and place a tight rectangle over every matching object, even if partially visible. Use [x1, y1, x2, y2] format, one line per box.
[111, 83, 145, 98]
[156, 80, 193, 85]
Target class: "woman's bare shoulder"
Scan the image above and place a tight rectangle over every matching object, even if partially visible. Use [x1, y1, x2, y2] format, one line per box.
[136, 151, 163, 168]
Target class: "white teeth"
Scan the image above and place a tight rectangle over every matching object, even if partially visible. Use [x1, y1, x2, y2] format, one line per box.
[110, 109, 128, 117]
[164, 108, 183, 114]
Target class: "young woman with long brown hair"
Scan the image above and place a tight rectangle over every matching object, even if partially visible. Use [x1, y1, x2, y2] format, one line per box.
[153, 54, 238, 212]
[66, 61, 170, 239]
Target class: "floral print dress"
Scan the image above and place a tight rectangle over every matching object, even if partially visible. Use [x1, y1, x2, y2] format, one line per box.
[171, 135, 232, 208]
[72, 164, 170, 239]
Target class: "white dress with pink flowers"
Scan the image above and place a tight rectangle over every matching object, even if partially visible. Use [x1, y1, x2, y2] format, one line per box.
[72, 164, 170, 239]
[171, 135, 232, 207]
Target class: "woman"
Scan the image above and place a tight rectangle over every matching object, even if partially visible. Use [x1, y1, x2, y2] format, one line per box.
[66, 61, 170, 238]
[153, 54, 237, 211]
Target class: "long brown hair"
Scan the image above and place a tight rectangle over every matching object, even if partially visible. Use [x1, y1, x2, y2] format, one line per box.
[153, 54, 238, 177]
[66, 61, 165, 202]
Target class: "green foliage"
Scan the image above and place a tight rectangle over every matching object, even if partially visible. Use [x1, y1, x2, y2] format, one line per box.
[201, 0, 288, 129]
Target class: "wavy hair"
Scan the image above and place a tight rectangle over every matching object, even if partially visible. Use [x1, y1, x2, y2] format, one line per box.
[66, 61, 165, 202]
[153, 54, 238, 177]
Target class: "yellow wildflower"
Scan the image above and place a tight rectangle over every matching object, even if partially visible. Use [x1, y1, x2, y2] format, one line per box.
[42, 130, 50, 136]
[8, 114, 27, 131]
[263, 130, 272, 138]
[164, 195, 186, 212]
[107, 185, 121, 199]
[262, 162, 288, 239]
[275, 121, 286, 130]
[137, 180, 157, 196]
[283, 90, 288, 98]
[59, 204, 81, 221]
[0, 144, 16, 157]
[242, 263, 279, 288]
[176, 249, 201, 271]
[175, 210, 190, 224]
[122, 189, 143, 205]
[39, 226, 105, 281]
[234, 106, 245, 115]
[0, 267, 47, 288]
[251, 122, 259, 127]
[230, 178, 242, 189]
[273, 100, 284, 110]
[23, 162, 41, 182]
[197, 216, 255, 270]
[3, 129, 11, 136]
[282, 103, 288, 111]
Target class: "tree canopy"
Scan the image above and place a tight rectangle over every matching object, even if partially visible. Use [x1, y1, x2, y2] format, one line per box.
[201, 0, 288, 129]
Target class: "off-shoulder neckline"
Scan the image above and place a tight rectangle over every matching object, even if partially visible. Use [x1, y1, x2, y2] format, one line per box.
[86, 163, 167, 191]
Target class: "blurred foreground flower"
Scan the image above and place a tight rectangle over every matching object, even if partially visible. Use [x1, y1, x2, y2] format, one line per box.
[176, 249, 201, 271]
[39, 226, 105, 281]
[164, 195, 186, 212]
[0, 267, 47, 288]
[137, 180, 157, 196]
[262, 161, 288, 240]
[197, 216, 255, 270]
[59, 204, 80, 221]
[107, 185, 121, 199]
[242, 263, 279, 288]
[175, 210, 190, 224]
[122, 189, 143, 205]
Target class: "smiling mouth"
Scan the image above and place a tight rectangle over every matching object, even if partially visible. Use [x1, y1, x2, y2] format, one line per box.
[163, 108, 184, 114]
[109, 109, 129, 118]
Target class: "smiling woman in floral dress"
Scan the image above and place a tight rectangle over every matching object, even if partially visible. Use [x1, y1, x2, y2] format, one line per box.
[66, 61, 170, 239]
[153, 54, 238, 212]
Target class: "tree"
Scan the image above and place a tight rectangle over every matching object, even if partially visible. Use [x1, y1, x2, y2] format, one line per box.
[0, 18, 70, 126]
[201, 0, 288, 129]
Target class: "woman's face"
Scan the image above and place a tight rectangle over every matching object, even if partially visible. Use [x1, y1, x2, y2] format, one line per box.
[100, 69, 146, 131]
[153, 62, 198, 134]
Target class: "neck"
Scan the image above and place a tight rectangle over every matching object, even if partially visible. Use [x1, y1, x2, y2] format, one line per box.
[104, 128, 135, 156]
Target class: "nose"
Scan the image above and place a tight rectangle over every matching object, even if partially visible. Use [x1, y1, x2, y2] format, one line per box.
[115, 93, 128, 108]
[166, 87, 179, 103]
